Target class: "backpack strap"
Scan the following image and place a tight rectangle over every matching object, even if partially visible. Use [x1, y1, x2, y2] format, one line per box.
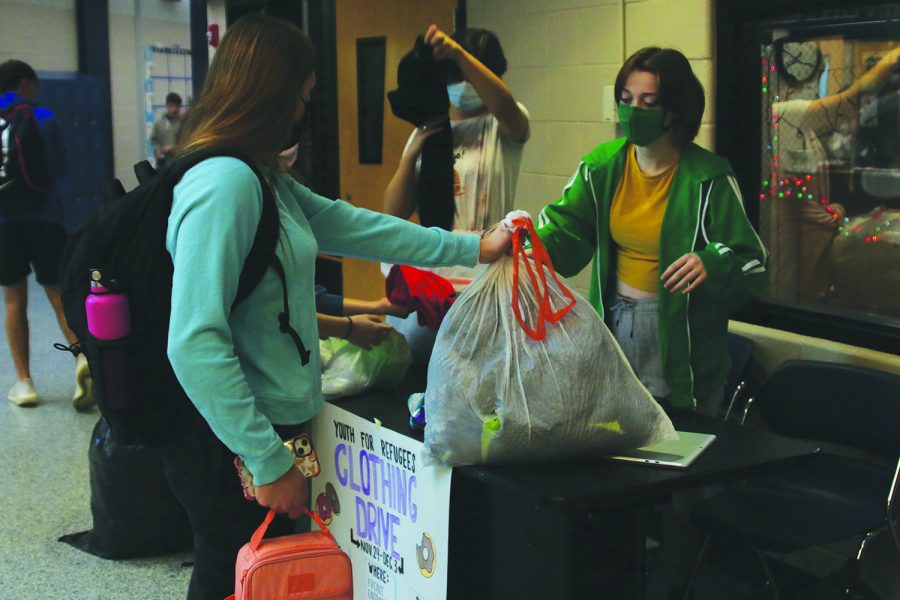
[160, 149, 278, 307]
[3, 103, 51, 194]
[162, 149, 310, 367]
[233, 165, 278, 307]
[133, 159, 156, 185]
[271, 256, 312, 366]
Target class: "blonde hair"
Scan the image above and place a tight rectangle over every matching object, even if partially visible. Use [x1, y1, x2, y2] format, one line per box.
[177, 15, 316, 168]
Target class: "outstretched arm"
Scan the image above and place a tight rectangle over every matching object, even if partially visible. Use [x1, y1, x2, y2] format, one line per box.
[317, 313, 393, 350]
[534, 163, 599, 278]
[816, 46, 900, 114]
[343, 297, 410, 317]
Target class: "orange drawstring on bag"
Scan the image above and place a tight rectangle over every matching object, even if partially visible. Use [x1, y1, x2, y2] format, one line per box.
[509, 215, 576, 341]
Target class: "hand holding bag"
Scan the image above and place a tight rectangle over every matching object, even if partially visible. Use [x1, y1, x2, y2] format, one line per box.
[422, 213, 676, 466]
[226, 507, 352, 600]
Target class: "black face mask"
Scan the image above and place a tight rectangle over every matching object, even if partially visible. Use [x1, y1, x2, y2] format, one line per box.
[281, 118, 305, 152]
[281, 93, 312, 152]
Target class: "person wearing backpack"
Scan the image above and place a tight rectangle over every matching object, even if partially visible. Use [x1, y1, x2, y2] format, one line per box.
[0, 60, 91, 409]
[157, 16, 512, 600]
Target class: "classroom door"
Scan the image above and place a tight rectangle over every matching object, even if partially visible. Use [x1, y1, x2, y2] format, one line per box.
[335, 0, 457, 300]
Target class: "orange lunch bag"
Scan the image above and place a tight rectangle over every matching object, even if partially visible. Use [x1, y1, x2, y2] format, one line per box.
[226, 507, 353, 600]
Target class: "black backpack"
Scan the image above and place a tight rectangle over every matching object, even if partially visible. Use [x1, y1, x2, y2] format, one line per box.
[0, 101, 52, 214]
[59, 149, 311, 446]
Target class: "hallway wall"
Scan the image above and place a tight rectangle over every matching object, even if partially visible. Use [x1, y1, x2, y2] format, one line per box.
[0, 0, 78, 71]
[0, 0, 190, 190]
[109, 0, 191, 189]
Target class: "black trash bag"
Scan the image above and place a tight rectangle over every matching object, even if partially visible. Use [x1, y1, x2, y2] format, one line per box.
[58, 418, 193, 559]
[387, 35, 456, 231]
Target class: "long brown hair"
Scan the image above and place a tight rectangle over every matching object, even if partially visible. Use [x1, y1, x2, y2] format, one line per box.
[177, 15, 317, 168]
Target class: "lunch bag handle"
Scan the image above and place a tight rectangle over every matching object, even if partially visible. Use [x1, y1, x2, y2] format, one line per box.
[249, 506, 333, 552]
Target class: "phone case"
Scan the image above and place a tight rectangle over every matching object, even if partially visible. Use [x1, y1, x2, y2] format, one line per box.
[234, 434, 321, 500]
[288, 433, 321, 478]
[235, 456, 257, 500]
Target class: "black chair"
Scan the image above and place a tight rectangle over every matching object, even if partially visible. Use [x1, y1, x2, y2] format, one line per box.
[722, 332, 755, 421]
[686, 360, 900, 599]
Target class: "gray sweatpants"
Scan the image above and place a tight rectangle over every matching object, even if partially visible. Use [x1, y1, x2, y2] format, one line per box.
[608, 295, 722, 417]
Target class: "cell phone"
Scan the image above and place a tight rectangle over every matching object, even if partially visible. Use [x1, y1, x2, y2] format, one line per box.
[234, 456, 257, 500]
[287, 433, 321, 478]
[234, 433, 321, 500]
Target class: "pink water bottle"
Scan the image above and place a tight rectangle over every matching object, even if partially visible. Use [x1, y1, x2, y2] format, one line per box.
[85, 269, 133, 410]
[85, 269, 130, 341]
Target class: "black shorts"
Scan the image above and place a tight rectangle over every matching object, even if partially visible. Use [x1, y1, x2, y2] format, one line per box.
[0, 221, 68, 286]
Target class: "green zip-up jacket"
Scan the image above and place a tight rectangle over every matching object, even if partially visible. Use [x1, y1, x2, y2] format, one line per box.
[536, 139, 768, 409]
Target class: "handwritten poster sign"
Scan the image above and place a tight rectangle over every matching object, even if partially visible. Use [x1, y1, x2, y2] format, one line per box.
[311, 402, 451, 600]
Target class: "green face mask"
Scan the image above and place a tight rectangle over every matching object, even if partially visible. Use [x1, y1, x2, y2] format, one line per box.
[618, 102, 667, 146]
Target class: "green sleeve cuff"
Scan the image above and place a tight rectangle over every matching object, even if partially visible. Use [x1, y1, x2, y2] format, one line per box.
[696, 243, 730, 283]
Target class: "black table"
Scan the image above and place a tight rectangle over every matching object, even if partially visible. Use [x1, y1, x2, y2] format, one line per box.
[332, 371, 821, 600]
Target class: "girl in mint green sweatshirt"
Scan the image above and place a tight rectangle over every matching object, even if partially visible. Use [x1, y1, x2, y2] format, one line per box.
[161, 16, 511, 600]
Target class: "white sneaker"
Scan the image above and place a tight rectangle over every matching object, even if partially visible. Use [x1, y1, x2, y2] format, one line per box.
[72, 355, 94, 411]
[8, 379, 39, 407]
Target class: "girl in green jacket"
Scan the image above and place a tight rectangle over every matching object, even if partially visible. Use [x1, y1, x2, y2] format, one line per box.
[536, 47, 768, 415]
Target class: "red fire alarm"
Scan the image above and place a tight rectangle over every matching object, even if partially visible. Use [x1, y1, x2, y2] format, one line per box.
[207, 23, 220, 47]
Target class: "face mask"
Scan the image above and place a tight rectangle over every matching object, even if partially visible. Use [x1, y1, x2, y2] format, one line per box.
[281, 119, 305, 152]
[279, 143, 299, 168]
[447, 82, 484, 112]
[617, 102, 668, 146]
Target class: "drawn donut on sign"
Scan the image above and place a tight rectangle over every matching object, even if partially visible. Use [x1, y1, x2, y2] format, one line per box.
[416, 532, 436, 578]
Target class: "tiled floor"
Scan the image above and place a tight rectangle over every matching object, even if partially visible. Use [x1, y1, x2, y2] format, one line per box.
[0, 279, 191, 599]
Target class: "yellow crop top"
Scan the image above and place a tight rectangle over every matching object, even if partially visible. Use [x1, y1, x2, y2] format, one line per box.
[609, 146, 677, 293]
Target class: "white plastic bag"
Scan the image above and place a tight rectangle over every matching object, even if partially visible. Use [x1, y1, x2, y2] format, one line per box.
[423, 216, 675, 466]
[320, 331, 412, 400]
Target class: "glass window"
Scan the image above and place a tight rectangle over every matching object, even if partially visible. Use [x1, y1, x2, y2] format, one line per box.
[757, 25, 900, 328]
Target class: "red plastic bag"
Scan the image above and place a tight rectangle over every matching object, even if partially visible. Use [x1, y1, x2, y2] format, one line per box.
[386, 264, 457, 331]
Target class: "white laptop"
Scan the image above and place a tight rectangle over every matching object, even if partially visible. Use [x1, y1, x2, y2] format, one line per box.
[605, 431, 717, 469]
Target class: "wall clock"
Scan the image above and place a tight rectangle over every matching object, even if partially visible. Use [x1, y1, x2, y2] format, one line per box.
[776, 40, 823, 86]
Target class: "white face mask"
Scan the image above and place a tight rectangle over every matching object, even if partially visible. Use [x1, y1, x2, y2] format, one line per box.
[447, 81, 484, 112]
